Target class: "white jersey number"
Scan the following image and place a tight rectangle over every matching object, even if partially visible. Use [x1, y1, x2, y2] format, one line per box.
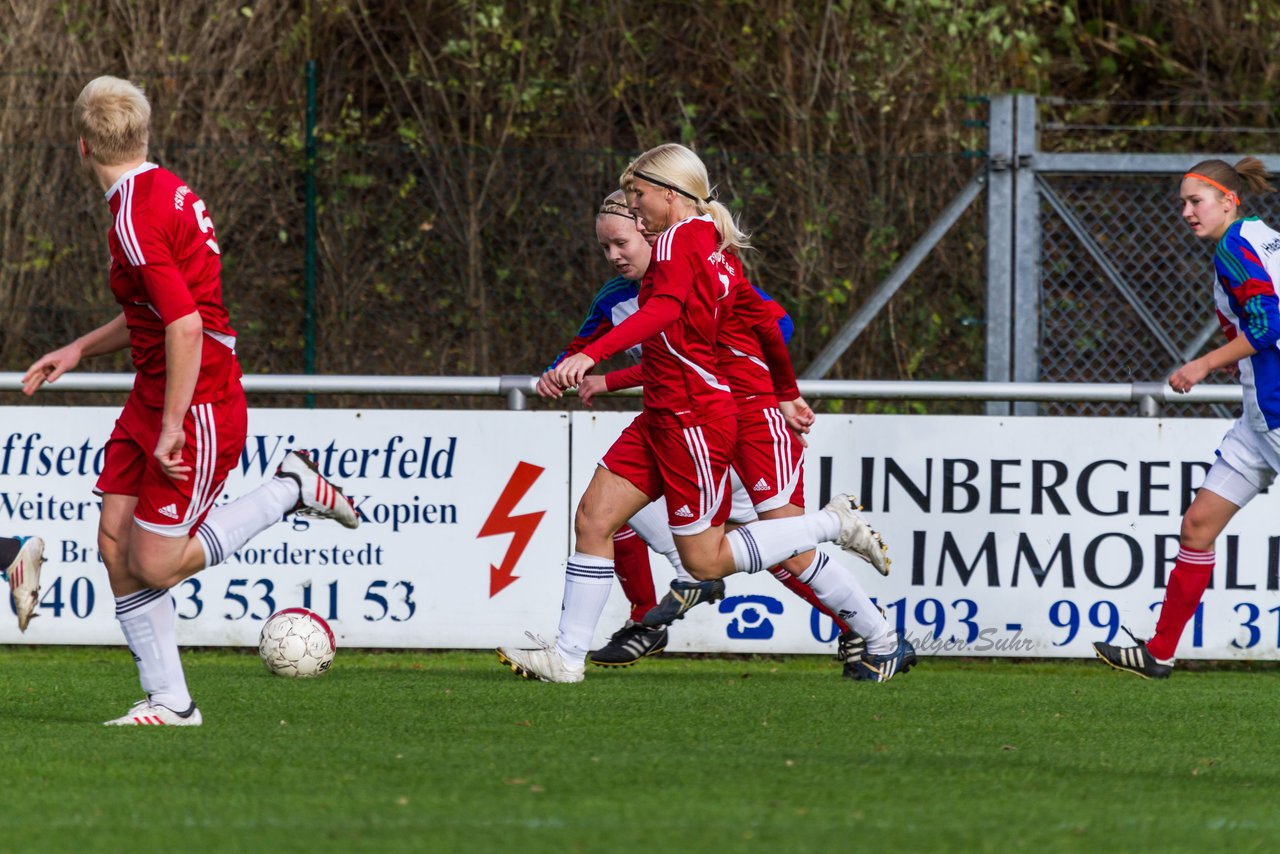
[192, 199, 221, 255]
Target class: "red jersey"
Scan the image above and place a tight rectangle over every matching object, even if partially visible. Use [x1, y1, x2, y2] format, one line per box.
[639, 216, 738, 427]
[106, 163, 240, 408]
[718, 274, 790, 411]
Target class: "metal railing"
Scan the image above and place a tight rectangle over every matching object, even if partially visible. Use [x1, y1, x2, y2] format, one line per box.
[0, 373, 1241, 416]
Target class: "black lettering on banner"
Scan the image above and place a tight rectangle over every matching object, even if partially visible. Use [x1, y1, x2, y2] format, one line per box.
[1153, 534, 1180, 588]
[990, 459, 1021, 514]
[1077, 460, 1128, 516]
[1139, 461, 1171, 516]
[1269, 537, 1280, 591]
[942, 459, 979, 513]
[1010, 532, 1075, 588]
[934, 531, 1000, 587]
[1031, 459, 1069, 515]
[818, 455, 833, 508]
[1180, 461, 1211, 515]
[1083, 533, 1142, 589]
[884, 458, 930, 513]
[858, 455, 872, 512]
[1224, 535, 1254, 590]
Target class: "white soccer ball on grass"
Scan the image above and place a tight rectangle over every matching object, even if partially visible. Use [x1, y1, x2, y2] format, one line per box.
[259, 607, 336, 677]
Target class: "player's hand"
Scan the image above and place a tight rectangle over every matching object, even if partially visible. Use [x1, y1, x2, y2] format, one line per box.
[154, 426, 192, 482]
[552, 352, 596, 390]
[535, 369, 566, 399]
[578, 374, 607, 406]
[21, 343, 83, 395]
[779, 396, 815, 447]
[1169, 358, 1210, 394]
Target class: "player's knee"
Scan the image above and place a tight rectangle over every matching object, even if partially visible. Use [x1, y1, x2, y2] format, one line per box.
[98, 529, 127, 573]
[127, 555, 179, 591]
[573, 503, 612, 545]
[1180, 507, 1217, 551]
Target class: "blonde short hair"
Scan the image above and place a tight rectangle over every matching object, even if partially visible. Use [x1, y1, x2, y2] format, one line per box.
[73, 76, 150, 165]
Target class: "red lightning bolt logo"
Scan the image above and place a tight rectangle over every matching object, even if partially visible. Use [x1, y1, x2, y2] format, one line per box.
[477, 461, 546, 597]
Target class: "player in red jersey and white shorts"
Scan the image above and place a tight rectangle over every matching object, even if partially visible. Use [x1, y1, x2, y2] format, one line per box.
[498, 144, 911, 683]
[23, 76, 359, 726]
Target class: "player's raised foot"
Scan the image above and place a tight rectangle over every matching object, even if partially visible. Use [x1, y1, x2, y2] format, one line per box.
[836, 629, 867, 679]
[5, 536, 45, 632]
[641, 578, 726, 628]
[823, 494, 890, 575]
[496, 633, 585, 683]
[849, 634, 917, 682]
[589, 620, 669, 667]
[276, 450, 359, 529]
[1092, 627, 1173, 680]
[103, 698, 203, 726]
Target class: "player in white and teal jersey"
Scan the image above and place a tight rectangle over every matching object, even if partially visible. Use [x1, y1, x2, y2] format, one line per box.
[1095, 157, 1280, 679]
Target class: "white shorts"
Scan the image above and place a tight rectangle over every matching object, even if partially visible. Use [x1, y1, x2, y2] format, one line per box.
[1206, 418, 1280, 507]
[726, 468, 759, 525]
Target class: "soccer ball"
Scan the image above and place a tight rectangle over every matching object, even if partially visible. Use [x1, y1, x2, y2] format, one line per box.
[259, 608, 336, 677]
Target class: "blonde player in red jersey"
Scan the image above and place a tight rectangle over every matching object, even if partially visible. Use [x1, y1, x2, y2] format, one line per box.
[22, 76, 358, 726]
[498, 144, 913, 683]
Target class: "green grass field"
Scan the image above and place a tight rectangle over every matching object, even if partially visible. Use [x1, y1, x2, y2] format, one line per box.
[1, 647, 1277, 852]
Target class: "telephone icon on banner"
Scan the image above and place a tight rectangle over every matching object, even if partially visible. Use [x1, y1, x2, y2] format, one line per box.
[719, 595, 783, 640]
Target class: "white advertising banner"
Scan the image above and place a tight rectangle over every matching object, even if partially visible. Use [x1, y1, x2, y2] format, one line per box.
[573, 412, 1280, 660]
[3, 406, 1277, 659]
[0, 408, 572, 650]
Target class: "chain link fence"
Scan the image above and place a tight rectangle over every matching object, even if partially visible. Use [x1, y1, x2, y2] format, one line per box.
[0, 68, 987, 410]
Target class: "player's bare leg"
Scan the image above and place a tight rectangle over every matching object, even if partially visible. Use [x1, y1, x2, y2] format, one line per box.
[498, 467, 650, 682]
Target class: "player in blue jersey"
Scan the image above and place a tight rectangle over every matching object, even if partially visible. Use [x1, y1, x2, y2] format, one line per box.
[1094, 157, 1278, 679]
[0, 535, 44, 632]
[533, 191, 878, 676]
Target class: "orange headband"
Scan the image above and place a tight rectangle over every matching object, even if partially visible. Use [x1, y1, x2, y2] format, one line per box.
[1185, 172, 1241, 206]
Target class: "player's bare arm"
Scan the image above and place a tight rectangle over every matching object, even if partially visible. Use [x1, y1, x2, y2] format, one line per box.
[1170, 334, 1256, 393]
[156, 311, 203, 482]
[22, 312, 131, 395]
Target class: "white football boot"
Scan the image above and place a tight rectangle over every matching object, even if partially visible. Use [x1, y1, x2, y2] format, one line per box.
[5, 536, 45, 632]
[496, 633, 585, 683]
[103, 698, 203, 726]
[276, 450, 360, 529]
[823, 494, 890, 576]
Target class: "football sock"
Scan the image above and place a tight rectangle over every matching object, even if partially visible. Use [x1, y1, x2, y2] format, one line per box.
[627, 499, 694, 582]
[195, 477, 298, 568]
[612, 526, 657, 622]
[115, 590, 192, 711]
[0, 536, 19, 569]
[555, 552, 615, 667]
[769, 565, 851, 633]
[726, 511, 841, 574]
[1145, 547, 1214, 661]
[797, 552, 895, 654]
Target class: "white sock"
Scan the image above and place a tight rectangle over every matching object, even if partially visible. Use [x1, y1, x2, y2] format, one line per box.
[554, 552, 614, 667]
[195, 477, 297, 568]
[115, 590, 192, 711]
[626, 499, 693, 582]
[798, 552, 894, 653]
[726, 511, 841, 574]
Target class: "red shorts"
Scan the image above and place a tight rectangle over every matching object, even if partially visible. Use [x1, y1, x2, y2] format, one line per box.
[601, 411, 736, 535]
[96, 384, 248, 537]
[734, 405, 805, 513]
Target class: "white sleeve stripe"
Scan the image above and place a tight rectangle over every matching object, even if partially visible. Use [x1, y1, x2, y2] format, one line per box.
[115, 178, 147, 267]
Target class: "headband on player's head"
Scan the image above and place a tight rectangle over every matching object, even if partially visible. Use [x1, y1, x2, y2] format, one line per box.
[598, 201, 635, 222]
[633, 170, 712, 205]
[1185, 172, 1241, 206]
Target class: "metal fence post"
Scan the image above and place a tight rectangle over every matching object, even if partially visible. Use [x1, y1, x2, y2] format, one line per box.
[304, 59, 318, 409]
[1013, 93, 1041, 416]
[985, 95, 1015, 415]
